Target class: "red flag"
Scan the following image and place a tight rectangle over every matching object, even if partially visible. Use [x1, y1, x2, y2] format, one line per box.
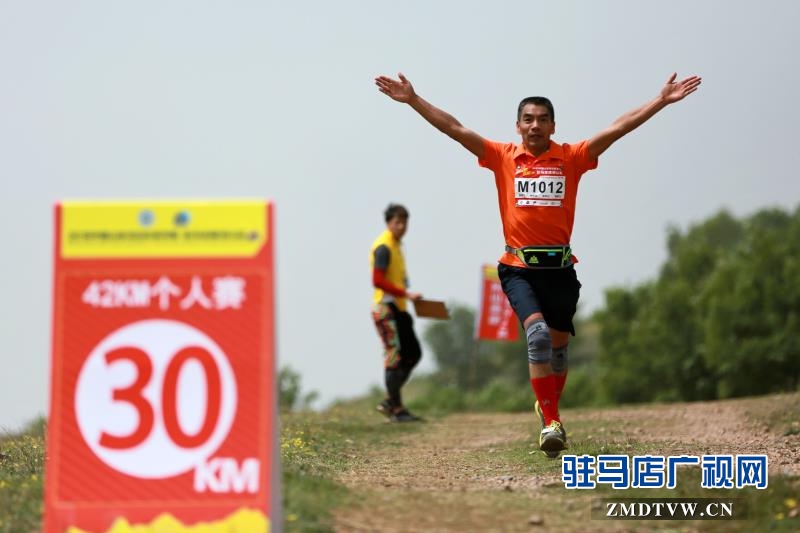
[476, 264, 519, 341]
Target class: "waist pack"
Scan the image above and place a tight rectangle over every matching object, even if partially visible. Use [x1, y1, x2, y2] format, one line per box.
[505, 244, 572, 268]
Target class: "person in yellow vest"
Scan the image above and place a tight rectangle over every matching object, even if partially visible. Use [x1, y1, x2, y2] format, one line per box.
[370, 203, 424, 422]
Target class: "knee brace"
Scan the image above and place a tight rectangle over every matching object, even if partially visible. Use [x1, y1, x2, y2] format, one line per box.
[551, 344, 568, 373]
[526, 319, 552, 364]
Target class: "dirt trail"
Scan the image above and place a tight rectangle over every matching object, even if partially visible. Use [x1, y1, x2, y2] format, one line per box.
[331, 393, 799, 532]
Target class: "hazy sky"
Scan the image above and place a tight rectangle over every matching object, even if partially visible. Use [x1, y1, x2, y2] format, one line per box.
[2, 1, 799, 430]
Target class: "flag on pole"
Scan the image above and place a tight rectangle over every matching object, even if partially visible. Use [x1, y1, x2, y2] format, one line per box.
[476, 264, 518, 341]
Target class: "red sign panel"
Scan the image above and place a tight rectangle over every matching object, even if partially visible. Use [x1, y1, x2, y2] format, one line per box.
[44, 200, 276, 533]
[476, 264, 519, 341]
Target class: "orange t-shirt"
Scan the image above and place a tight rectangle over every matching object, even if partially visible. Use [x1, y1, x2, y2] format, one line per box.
[478, 139, 598, 268]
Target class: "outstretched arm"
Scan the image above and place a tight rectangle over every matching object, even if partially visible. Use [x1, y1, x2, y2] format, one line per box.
[375, 73, 486, 158]
[588, 73, 702, 159]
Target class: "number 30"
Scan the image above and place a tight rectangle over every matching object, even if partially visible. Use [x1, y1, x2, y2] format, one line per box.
[99, 346, 222, 450]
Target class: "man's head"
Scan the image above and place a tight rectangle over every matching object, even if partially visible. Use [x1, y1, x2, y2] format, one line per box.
[384, 203, 409, 240]
[516, 96, 556, 156]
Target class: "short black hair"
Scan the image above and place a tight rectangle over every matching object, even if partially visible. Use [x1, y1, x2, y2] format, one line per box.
[384, 203, 409, 223]
[517, 96, 555, 122]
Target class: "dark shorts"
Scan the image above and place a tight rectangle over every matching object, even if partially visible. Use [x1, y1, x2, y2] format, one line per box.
[497, 263, 582, 335]
[371, 302, 422, 370]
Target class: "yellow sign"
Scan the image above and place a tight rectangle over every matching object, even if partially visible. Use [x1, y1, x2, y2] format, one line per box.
[66, 509, 269, 533]
[482, 264, 500, 281]
[60, 200, 268, 258]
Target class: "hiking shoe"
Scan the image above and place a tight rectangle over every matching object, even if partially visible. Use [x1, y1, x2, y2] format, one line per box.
[539, 421, 567, 457]
[389, 409, 422, 423]
[376, 399, 393, 419]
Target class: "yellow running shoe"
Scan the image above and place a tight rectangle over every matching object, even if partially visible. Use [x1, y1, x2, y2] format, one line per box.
[539, 420, 567, 457]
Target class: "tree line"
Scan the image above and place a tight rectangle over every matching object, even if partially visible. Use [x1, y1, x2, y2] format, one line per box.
[595, 205, 800, 403]
[416, 205, 800, 410]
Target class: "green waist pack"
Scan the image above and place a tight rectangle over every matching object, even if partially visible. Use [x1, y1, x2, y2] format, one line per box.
[505, 244, 572, 268]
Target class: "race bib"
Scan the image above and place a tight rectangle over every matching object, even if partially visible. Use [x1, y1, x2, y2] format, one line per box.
[514, 175, 565, 207]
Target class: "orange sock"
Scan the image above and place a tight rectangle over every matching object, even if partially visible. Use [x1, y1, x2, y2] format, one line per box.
[530, 375, 559, 424]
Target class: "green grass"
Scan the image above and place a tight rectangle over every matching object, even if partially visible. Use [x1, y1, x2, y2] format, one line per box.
[280, 397, 426, 532]
[765, 393, 800, 436]
[0, 418, 46, 533]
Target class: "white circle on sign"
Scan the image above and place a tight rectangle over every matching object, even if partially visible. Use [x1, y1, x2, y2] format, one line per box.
[75, 319, 237, 479]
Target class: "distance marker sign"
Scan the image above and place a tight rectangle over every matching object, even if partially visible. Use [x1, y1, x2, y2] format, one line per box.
[44, 200, 277, 533]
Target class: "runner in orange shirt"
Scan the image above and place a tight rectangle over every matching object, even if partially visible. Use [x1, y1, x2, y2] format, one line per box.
[375, 72, 701, 456]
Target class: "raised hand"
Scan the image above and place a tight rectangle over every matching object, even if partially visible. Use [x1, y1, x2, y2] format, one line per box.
[375, 73, 416, 103]
[660, 73, 702, 104]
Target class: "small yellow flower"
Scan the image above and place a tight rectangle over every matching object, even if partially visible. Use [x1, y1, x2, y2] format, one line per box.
[785, 498, 797, 509]
[775, 512, 785, 520]
[287, 514, 298, 522]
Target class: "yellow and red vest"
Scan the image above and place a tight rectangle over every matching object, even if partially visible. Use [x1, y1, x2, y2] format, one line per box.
[369, 229, 408, 311]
